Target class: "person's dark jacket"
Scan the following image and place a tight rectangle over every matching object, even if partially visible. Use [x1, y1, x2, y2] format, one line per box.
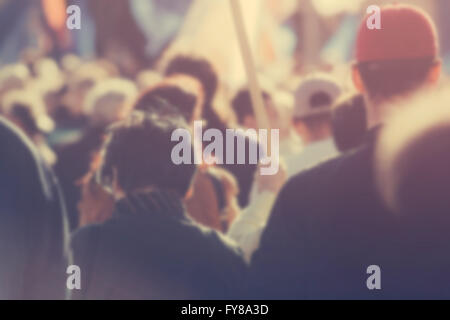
[0, 117, 70, 299]
[205, 117, 259, 209]
[221, 130, 259, 209]
[70, 190, 247, 300]
[250, 129, 450, 299]
[55, 126, 105, 230]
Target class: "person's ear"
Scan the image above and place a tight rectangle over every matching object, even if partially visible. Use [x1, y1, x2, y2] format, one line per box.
[184, 186, 194, 201]
[352, 64, 366, 93]
[427, 62, 441, 84]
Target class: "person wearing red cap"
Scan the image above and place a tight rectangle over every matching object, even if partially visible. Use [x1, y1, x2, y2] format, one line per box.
[249, 4, 447, 299]
[352, 4, 441, 128]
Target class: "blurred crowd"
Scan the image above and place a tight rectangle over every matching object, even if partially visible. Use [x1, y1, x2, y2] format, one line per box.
[2, 3, 450, 300]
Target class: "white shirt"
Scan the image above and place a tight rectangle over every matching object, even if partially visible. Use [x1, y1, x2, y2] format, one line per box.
[285, 138, 339, 178]
[227, 191, 277, 263]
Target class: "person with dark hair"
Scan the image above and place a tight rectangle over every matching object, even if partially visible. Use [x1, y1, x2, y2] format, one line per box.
[134, 79, 241, 233]
[232, 88, 271, 129]
[134, 74, 204, 124]
[165, 55, 217, 115]
[331, 94, 367, 152]
[249, 4, 443, 299]
[352, 5, 441, 128]
[70, 110, 246, 300]
[164, 55, 259, 208]
[54, 78, 138, 230]
[0, 116, 70, 299]
[164, 55, 226, 134]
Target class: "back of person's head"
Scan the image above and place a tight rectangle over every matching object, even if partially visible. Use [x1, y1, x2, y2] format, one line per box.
[376, 87, 450, 221]
[0, 117, 69, 299]
[293, 73, 342, 142]
[164, 55, 218, 105]
[353, 4, 440, 102]
[332, 94, 367, 152]
[97, 110, 196, 198]
[134, 75, 204, 123]
[232, 88, 271, 126]
[83, 78, 138, 127]
[294, 73, 342, 120]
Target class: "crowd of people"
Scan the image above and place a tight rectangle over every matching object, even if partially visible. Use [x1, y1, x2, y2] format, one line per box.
[1, 3, 450, 299]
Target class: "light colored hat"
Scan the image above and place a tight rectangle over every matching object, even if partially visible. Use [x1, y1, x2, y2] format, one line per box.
[83, 78, 138, 126]
[294, 73, 342, 119]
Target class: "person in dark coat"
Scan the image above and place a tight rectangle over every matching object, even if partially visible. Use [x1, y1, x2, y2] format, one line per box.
[70, 110, 246, 300]
[0, 116, 70, 299]
[249, 4, 443, 299]
[374, 94, 450, 299]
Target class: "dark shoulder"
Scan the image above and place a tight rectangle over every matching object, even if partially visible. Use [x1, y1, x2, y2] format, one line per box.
[286, 145, 370, 192]
[71, 224, 102, 254]
[275, 145, 372, 218]
[193, 221, 244, 257]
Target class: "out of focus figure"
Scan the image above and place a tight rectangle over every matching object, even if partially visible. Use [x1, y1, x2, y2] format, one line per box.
[250, 4, 443, 299]
[55, 78, 137, 229]
[0, 116, 69, 299]
[70, 110, 246, 300]
[2, 89, 56, 166]
[286, 73, 342, 176]
[135, 78, 240, 233]
[375, 88, 450, 298]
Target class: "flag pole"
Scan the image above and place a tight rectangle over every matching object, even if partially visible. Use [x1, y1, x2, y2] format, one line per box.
[229, 0, 271, 133]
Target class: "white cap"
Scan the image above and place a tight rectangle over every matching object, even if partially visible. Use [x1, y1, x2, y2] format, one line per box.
[83, 78, 138, 126]
[294, 73, 342, 119]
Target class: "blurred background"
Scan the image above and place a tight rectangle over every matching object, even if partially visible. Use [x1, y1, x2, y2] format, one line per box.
[1, 0, 449, 80]
[1, 0, 448, 158]
[3, 0, 450, 301]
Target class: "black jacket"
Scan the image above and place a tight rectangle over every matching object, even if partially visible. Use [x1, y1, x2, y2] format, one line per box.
[70, 190, 247, 300]
[0, 117, 70, 299]
[250, 129, 450, 299]
[55, 126, 106, 230]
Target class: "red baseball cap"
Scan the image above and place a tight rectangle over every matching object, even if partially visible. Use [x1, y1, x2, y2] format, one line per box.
[355, 4, 439, 62]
